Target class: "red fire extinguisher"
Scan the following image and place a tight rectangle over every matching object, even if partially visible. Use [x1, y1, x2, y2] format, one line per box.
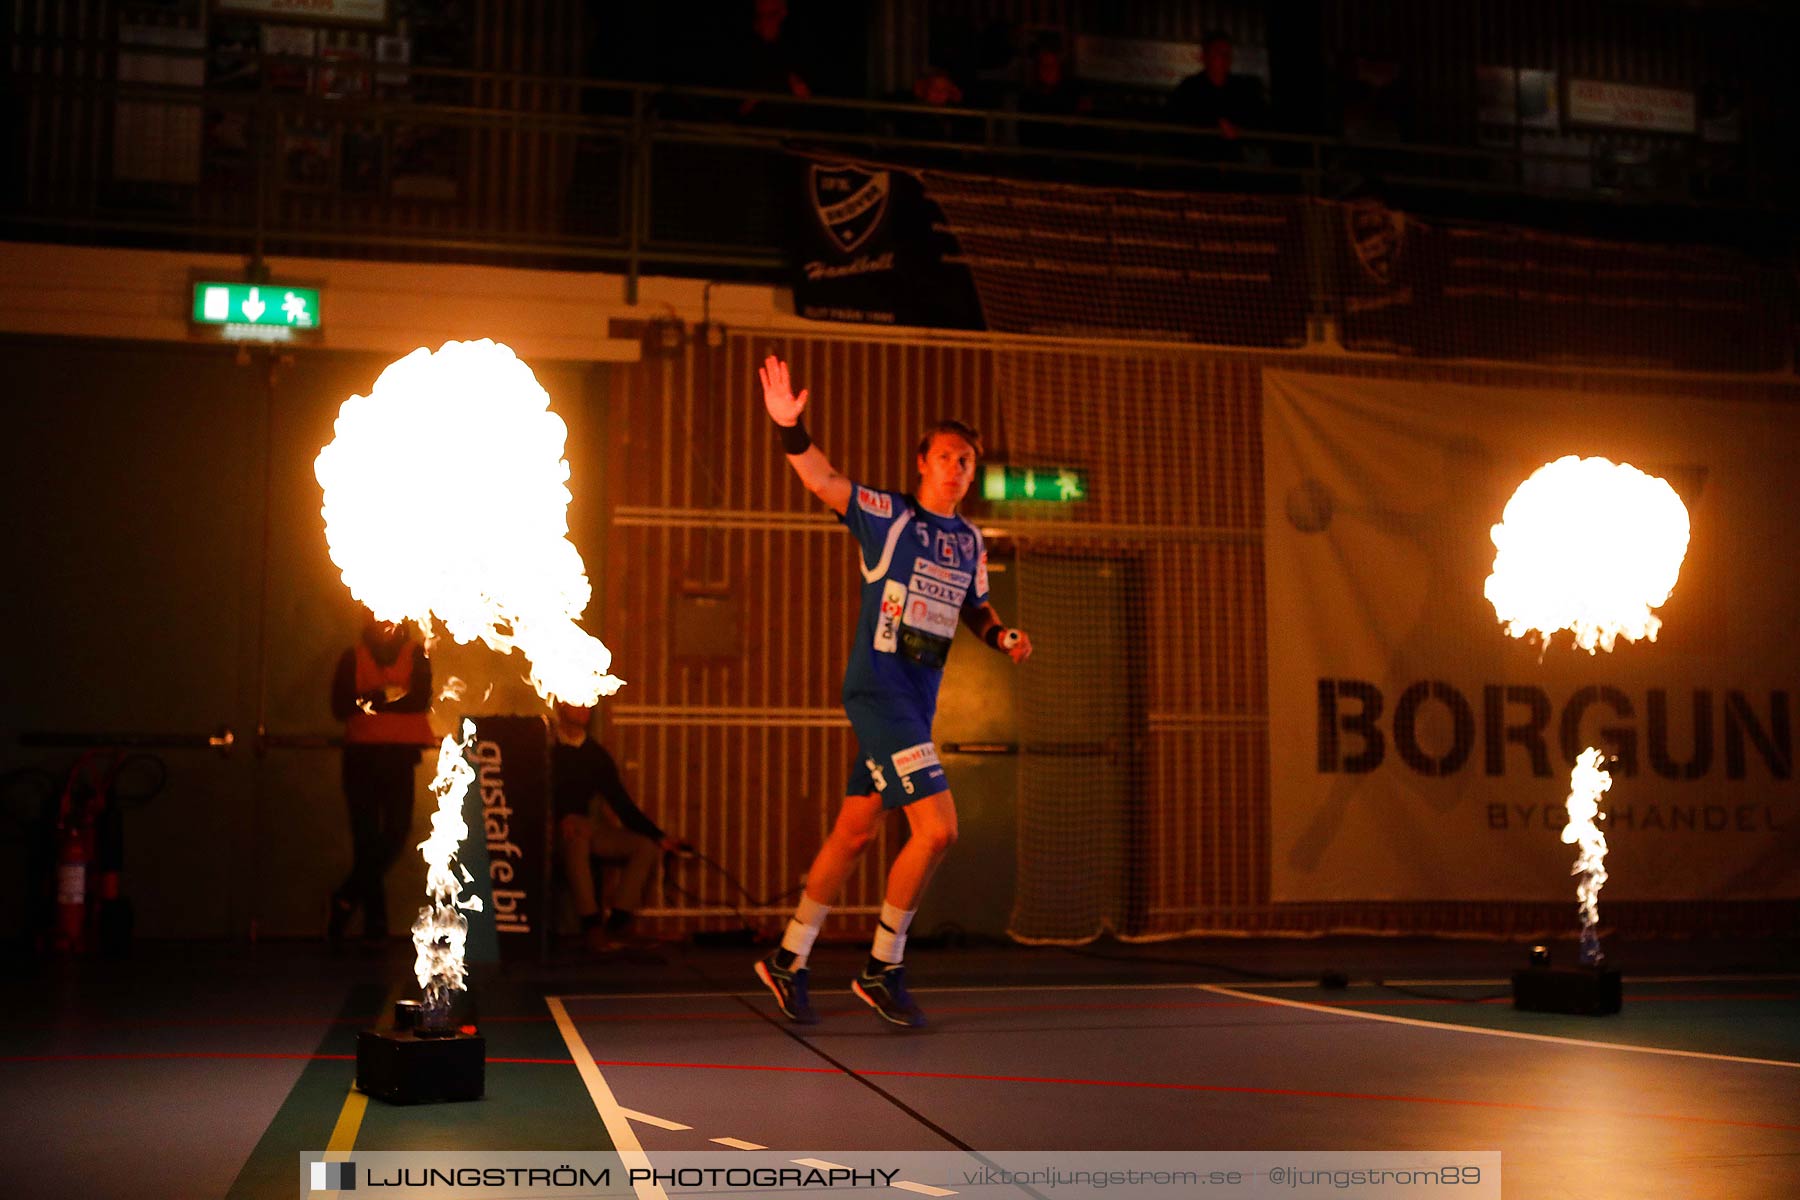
[51, 751, 106, 955]
[54, 819, 91, 953]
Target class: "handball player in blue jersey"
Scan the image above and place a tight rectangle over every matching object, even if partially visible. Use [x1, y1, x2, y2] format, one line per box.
[753, 355, 1033, 1028]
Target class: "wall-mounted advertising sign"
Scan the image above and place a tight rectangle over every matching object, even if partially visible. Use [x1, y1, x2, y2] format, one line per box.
[1567, 79, 1694, 134]
[215, 0, 389, 26]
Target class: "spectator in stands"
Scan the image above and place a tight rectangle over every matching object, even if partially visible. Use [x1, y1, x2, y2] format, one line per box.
[964, 17, 1025, 111]
[886, 67, 980, 146]
[1017, 42, 1093, 151]
[730, 0, 812, 120]
[1167, 30, 1266, 154]
[914, 66, 962, 108]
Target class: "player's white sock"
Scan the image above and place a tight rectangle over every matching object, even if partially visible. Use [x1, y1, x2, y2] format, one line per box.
[780, 894, 831, 969]
[870, 901, 916, 966]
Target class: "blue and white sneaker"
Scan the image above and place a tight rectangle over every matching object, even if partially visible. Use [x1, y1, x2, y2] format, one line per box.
[852, 962, 926, 1028]
[754, 952, 819, 1025]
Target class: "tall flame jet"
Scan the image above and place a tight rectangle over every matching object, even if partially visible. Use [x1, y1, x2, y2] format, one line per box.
[1561, 748, 1613, 964]
[316, 339, 623, 1024]
[1488, 455, 1688, 964]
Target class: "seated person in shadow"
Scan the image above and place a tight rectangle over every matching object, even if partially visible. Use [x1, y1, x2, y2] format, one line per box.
[551, 700, 683, 952]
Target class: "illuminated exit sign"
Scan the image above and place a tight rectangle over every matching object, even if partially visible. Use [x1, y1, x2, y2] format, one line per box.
[191, 281, 321, 330]
[981, 464, 1089, 503]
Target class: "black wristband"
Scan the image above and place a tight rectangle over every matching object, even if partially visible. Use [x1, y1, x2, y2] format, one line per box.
[983, 624, 1007, 650]
[777, 419, 812, 456]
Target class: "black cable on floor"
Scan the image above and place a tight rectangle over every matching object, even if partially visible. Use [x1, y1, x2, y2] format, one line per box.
[1056, 944, 1298, 983]
[660, 848, 802, 931]
[1061, 946, 1514, 1002]
[722, 984, 1055, 1200]
[1367, 981, 1514, 1004]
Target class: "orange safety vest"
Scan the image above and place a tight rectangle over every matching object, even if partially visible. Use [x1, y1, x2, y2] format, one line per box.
[344, 640, 436, 746]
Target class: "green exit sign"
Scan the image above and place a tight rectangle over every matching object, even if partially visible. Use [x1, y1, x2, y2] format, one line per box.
[191, 281, 321, 329]
[982, 464, 1089, 503]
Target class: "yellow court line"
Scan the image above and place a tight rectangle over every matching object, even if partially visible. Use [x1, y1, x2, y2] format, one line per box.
[325, 1089, 370, 1156]
[314, 982, 404, 1198]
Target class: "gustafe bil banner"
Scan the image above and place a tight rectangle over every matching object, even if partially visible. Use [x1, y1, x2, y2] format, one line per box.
[1261, 369, 1798, 903]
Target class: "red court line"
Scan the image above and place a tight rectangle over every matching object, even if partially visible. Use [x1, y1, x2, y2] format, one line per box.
[561, 991, 1798, 1021]
[10, 1051, 1793, 1134]
[2, 1052, 357, 1062]
[577, 1058, 1800, 1134]
[579, 1000, 1260, 1023]
[14, 991, 1792, 1032]
[4, 1014, 557, 1030]
[1316, 991, 1797, 1009]
[0, 1052, 574, 1065]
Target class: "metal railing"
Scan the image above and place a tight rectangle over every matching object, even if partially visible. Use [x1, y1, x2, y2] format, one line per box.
[5, 39, 1785, 299]
[19, 727, 237, 754]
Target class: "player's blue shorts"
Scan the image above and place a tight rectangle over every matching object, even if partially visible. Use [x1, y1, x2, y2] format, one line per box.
[843, 692, 949, 809]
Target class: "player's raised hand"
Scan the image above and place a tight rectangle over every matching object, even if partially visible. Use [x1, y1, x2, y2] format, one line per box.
[1004, 628, 1033, 665]
[759, 355, 809, 428]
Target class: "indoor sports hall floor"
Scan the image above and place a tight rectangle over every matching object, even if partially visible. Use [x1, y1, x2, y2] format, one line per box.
[4, 936, 1796, 1199]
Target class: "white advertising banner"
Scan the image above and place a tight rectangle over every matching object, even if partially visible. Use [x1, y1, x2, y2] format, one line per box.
[1262, 369, 1798, 902]
[1567, 79, 1695, 133]
[216, 0, 389, 24]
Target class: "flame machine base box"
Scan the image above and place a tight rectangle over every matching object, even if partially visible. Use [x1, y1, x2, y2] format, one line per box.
[356, 1029, 486, 1104]
[1511, 965, 1622, 1015]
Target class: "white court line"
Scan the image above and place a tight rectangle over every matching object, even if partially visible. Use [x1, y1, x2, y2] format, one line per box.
[1238, 973, 1800, 990]
[557, 981, 1262, 1002]
[915, 982, 1260, 995]
[1198, 984, 1800, 1069]
[556, 972, 1800, 1002]
[608, 1101, 956, 1200]
[558, 989, 783, 1001]
[789, 1160, 955, 1197]
[556, 998, 957, 1200]
[545, 995, 669, 1200]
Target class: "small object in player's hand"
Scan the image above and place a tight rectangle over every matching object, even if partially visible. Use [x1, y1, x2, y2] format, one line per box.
[1001, 629, 1022, 650]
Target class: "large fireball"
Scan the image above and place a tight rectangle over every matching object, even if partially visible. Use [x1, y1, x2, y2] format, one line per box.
[1485, 455, 1689, 654]
[314, 339, 622, 703]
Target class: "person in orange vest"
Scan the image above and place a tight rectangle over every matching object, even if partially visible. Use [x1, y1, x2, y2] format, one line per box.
[328, 611, 434, 946]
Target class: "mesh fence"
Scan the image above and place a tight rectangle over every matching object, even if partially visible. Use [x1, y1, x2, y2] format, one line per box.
[917, 171, 1316, 347]
[913, 166, 1794, 373]
[970, 350, 1266, 942]
[870, 167, 1795, 942]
